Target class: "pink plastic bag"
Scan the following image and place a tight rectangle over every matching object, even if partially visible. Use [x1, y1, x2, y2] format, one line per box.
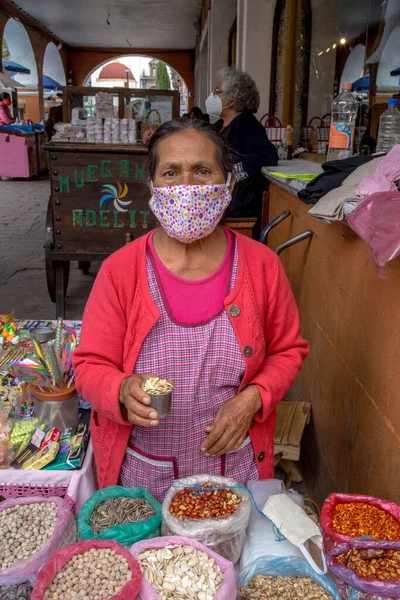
[130, 535, 237, 600]
[321, 494, 400, 553]
[327, 540, 400, 598]
[347, 192, 400, 278]
[0, 496, 76, 586]
[31, 539, 142, 600]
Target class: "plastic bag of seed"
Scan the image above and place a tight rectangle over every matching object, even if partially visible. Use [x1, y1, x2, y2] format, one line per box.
[78, 485, 162, 547]
[327, 540, 400, 599]
[0, 496, 76, 586]
[161, 474, 251, 564]
[130, 534, 237, 600]
[237, 555, 341, 600]
[30, 539, 142, 600]
[321, 494, 400, 553]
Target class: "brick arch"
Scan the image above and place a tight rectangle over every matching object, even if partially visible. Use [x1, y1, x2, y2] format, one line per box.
[69, 49, 194, 93]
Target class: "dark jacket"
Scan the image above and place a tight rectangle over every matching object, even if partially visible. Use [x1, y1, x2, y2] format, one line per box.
[45, 104, 63, 140]
[216, 110, 278, 224]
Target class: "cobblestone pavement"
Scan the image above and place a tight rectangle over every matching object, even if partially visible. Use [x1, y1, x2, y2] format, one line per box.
[0, 175, 98, 320]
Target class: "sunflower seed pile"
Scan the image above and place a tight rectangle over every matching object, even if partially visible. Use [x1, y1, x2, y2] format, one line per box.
[142, 377, 174, 395]
[89, 497, 155, 534]
[0, 583, 32, 599]
[238, 575, 333, 600]
[138, 545, 224, 600]
[0, 502, 57, 570]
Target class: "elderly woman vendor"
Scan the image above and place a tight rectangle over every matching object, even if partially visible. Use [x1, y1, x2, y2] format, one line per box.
[73, 118, 308, 501]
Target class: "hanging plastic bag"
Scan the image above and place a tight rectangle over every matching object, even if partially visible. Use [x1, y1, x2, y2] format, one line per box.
[0, 496, 76, 586]
[161, 475, 251, 564]
[31, 539, 142, 600]
[262, 494, 327, 574]
[321, 493, 400, 553]
[237, 555, 341, 600]
[327, 540, 400, 599]
[78, 485, 162, 547]
[130, 535, 237, 600]
[347, 192, 400, 278]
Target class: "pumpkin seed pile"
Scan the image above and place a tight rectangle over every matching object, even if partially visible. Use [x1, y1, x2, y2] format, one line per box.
[142, 377, 174, 395]
[89, 497, 155, 534]
[138, 544, 224, 600]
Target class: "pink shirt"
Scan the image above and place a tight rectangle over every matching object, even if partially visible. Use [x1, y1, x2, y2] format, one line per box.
[147, 228, 235, 325]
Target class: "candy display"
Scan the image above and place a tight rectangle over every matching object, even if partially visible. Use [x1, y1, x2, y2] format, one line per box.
[138, 544, 224, 600]
[169, 484, 242, 519]
[333, 503, 400, 540]
[89, 497, 155, 534]
[238, 574, 334, 600]
[43, 423, 89, 470]
[0, 502, 57, 570]
[42, 548, 132, 600]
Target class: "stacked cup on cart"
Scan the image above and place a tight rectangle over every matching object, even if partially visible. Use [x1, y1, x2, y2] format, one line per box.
[128, 118, 137, 143]
[130, 535, 237, 600]
[31, 539, 142, 600]
[78, 485, 162, 548]
[86, 118, 103, 144]
[0, 496, 76, 586]
[103, 118, 120, 144]
[161, 475, 251, 565]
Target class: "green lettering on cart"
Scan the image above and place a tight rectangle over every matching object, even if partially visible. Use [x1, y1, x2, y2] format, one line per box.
[135, 164, 146, 182]
[119, 160, 130, 178]
[101, 160, 112, 179]
[99, 210, 110, 228]
[72, 210, 83, 227]
[87, 164, 98, 183]
[140, 210, 150, 229]
[59, 175, 70, 194]
[85, 210, 97, 227]
[113, 211, 124, 228]
[73, 170, 85, 189]
[129, 211, 137, 228]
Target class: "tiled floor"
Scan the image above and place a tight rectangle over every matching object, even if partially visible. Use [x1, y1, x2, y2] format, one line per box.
[0, 174, 98, 320]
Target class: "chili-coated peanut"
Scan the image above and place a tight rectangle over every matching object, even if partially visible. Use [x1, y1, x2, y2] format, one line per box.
[339, 548, 400, 580]
[169, 485, 241, 519]
[239, 574, 333, 599]
[333, 503, 400, 540]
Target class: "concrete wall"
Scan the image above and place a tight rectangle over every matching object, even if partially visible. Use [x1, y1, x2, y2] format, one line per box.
[209, 0, 237, 86]
[236, 0, 275, 118]
[267, 183, 400, 505]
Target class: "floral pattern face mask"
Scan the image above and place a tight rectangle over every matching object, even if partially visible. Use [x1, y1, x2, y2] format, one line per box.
[149, 175, 232, 244]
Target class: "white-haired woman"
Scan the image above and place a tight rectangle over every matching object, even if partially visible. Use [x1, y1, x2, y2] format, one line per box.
[206, 67, 278, 238]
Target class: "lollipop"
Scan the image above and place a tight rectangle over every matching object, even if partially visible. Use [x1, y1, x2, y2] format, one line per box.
[60, 329, 77, 376]
[54, 318, 63, 359]
[7, 360, 54, 388]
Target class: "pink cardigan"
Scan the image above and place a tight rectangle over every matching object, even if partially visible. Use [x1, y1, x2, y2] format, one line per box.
[0, 101, 13, 126]
[73, 231, 309, 489]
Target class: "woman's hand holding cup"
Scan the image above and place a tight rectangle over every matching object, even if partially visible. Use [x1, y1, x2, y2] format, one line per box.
[119, 374, 160, 426]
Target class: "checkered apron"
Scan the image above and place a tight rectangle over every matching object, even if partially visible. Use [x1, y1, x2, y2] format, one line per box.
[120, 240, 259, 501]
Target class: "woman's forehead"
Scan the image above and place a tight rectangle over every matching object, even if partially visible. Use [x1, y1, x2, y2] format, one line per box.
[157, 130, 219, 164]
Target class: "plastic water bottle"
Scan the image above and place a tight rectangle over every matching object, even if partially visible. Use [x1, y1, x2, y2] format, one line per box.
[376, 99, 400, 153]
[328, 83, 358, 160]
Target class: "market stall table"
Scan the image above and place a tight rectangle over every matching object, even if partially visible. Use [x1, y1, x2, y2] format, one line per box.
[0, 124, 47, 179]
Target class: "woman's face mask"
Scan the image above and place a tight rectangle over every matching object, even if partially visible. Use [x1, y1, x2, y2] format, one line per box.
[205, 93, 223, 118]
[150, 175, 232, 244]
[3, 99, 11, 107]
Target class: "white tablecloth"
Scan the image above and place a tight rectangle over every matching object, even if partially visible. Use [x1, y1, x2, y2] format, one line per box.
[0, 440, 97, 512]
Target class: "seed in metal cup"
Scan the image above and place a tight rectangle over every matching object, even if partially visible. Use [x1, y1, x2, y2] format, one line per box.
[141, 377, 174, 419]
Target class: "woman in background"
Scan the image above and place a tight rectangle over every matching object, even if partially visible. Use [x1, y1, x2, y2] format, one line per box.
[206, 67, 278, 239]
[0, 92, 14, 126]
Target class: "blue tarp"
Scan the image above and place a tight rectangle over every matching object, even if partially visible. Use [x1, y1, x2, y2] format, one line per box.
[43, 75, 62, 90]
[352, 74, 370, 92]
[3, 59, 30, 74]
[0, 124, 44, 134]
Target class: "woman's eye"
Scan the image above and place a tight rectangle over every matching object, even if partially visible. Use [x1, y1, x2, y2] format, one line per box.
[197, 169, 211, 176]
[165, 171, 177, 177]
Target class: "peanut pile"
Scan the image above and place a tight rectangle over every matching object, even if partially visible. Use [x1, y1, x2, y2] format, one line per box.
[333, 503, 400, 540]
[339, 548, 400, 580]
[169, 485, 241, 519]
[43, 548, 132, 600]
[238, 574, 333, 600]
[0, 502, 57, 570]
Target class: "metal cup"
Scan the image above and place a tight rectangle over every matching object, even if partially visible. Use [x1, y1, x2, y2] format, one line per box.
[141, 381, 173, 419]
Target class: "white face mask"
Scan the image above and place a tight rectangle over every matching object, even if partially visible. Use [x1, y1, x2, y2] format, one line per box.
[205, 93, 223, 118]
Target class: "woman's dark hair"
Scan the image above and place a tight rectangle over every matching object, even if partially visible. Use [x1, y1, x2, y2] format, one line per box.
[189, 106, 203, 118]
[0, 92, 11, 102]
[148, 117, 233, 180]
